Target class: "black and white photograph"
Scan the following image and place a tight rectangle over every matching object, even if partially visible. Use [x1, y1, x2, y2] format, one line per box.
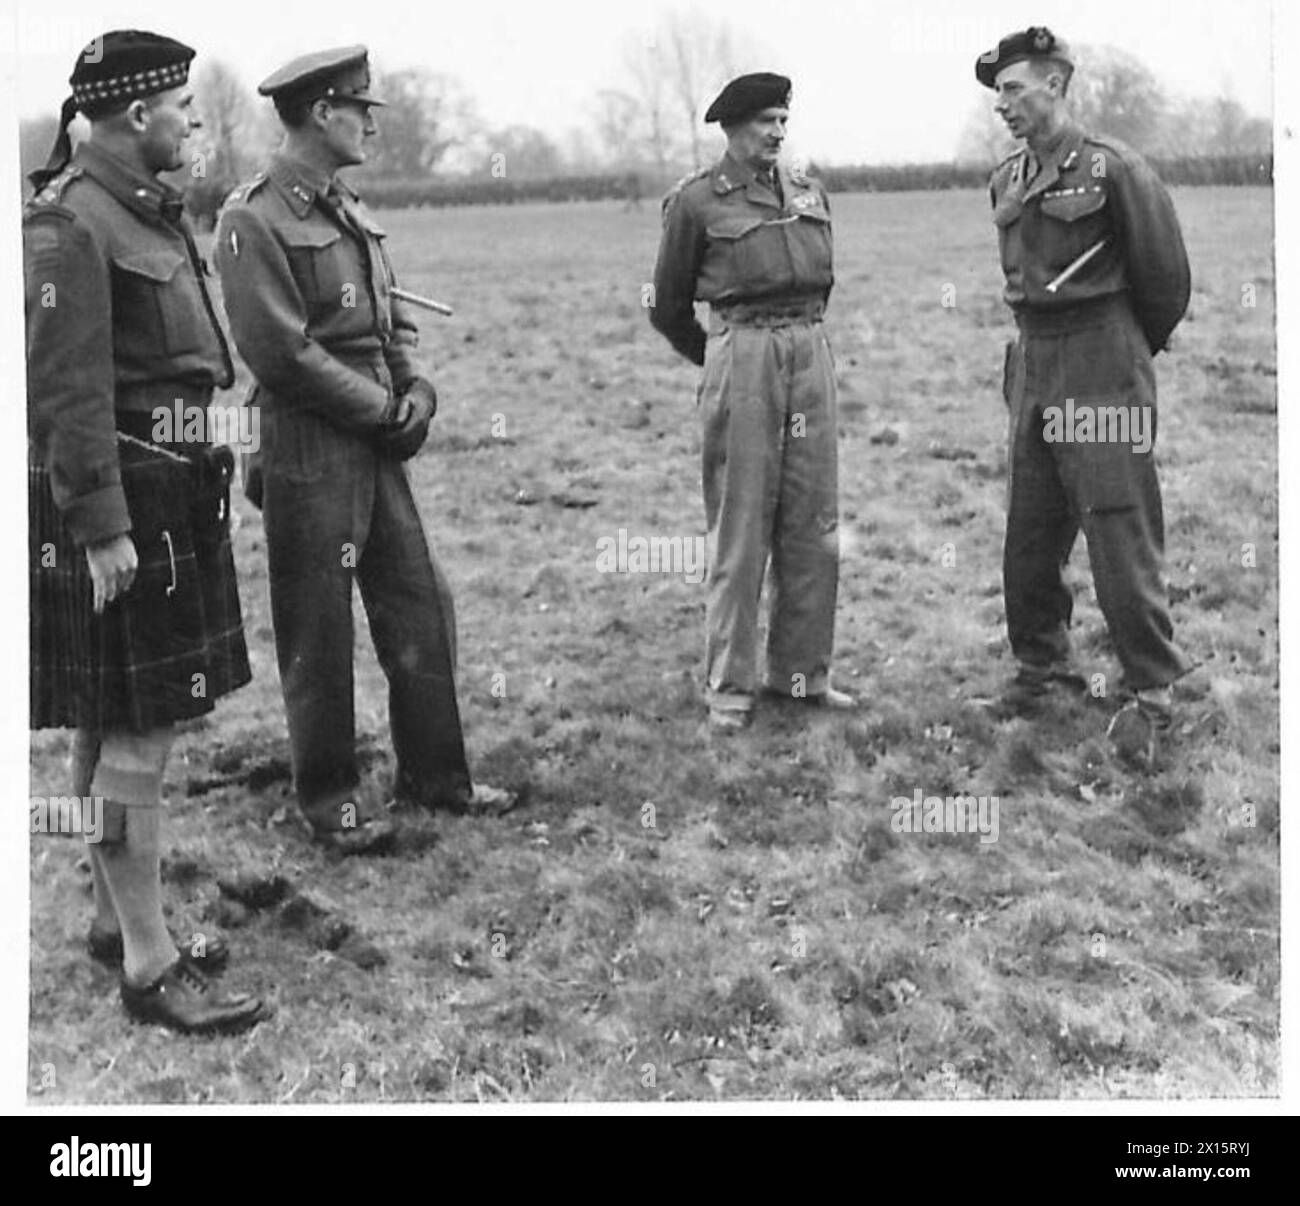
[3, 0, 1290, 1120]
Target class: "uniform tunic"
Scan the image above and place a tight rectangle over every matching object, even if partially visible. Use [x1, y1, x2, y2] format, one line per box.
[650, 151, 841, 707]
[215, 154, 470, 817]
[26, 141, 250, 732]
[991, 122, 1193, 689]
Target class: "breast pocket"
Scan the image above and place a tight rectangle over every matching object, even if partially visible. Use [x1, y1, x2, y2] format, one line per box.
[706, 215, 790, 294]
[1038, 187, 1110, 272]
[279, 224, 350, 319]
[786, 208, 833, 290]
[111, 249, 209, 358]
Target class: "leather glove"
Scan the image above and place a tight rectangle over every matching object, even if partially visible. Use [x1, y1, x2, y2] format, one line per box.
[379, 377, 437, 461]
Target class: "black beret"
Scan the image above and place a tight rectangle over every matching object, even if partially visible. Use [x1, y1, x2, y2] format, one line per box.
[704, 72, 791, 125]
[975, 26, 1073, 89]
[259, 45, 385, 107]
[68, 29, 195, 110]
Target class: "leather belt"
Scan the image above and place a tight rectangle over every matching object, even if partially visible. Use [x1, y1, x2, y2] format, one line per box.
[115, 380, 215, 414]
[1015, 293, 1134, 336]
[710, 296, 826, 329]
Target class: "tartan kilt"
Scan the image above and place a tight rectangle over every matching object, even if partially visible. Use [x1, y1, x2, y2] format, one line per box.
[30, 437, 252, 732]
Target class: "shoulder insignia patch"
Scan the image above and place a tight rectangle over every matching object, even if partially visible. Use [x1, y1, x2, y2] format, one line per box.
[789, 159, 810, 186]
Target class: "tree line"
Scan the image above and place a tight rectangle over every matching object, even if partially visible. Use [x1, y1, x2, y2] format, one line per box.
[16, 12, 1272, 222]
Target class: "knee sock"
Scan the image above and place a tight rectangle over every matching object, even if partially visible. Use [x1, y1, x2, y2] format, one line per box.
[90, 730, 177, 987]
[70, 728, 118, 936]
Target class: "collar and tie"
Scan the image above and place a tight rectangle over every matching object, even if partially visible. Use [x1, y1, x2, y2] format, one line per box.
[763, 167, 784, 207]
[319, 180, 366, 239]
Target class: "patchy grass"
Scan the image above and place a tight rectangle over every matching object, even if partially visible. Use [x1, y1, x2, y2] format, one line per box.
[29, 188, 1276, 1102]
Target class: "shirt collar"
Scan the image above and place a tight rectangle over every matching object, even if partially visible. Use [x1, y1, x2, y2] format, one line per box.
[269, 153, 337, 215]
[1023, 121, 1086, 201]
[74, 141, 186, 225]
[717, 150, 783, 207]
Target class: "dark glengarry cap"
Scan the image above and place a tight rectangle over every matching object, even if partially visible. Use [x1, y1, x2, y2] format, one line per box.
[69, 29, 195, 107]
[704, 72, 791, 125]
[258, 45, 385, 106]
[31, 29, 195, 193]
[975, 26, 1073, 89]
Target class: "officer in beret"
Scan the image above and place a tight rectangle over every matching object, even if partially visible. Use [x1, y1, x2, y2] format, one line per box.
[976, 27, 1194, 756]
[26, 30, 264, 1033]
[216, 47, 511, 854]
[650, 72, 853, 731]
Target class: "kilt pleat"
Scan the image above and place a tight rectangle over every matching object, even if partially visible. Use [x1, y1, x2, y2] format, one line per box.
[30, 436, 251, 732]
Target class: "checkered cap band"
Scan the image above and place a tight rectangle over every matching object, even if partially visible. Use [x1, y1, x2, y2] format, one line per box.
[71, 60, 190, 105]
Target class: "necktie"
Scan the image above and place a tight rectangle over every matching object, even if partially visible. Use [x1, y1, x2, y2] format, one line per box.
[324, 182, 366, 240]
[761, 167, 784, 207]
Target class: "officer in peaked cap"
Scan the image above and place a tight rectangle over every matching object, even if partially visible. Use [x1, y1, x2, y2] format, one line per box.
[217, 46, 514, 856]
[650, 72, 855, 731]
[256, 44, 387, 108]
[975, 26, 1195, 761]
[25, 29, 264, 1033]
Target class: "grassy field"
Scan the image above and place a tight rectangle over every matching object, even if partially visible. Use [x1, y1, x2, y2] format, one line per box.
[28, 186, 1278, 1102]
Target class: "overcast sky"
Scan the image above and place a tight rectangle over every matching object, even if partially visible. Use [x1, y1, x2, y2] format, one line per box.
[4, 0, 1278, 164]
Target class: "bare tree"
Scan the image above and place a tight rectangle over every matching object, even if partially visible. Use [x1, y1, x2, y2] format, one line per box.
[183, 60, 276, 225]
[560, 126, 602, 174]
[619, 11, 766, 174]
[361, 68, 479, 177]
[592, 86, 665, 175]
[955, 43, 1170, 164]
[191, 60, 264, 182]
[475, 125, 565, 180]
[955, 98, 1016, 168]
[661, 10, 758, 167]
[1067, 44, 1169, 152]
[621, 33, 681, 177]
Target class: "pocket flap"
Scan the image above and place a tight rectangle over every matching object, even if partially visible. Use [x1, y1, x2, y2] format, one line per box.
[277, 223, 342, 250]
[706, 216, 767, 241]
[1040, 187, 1107, 222]
[112, 249, 184, 282]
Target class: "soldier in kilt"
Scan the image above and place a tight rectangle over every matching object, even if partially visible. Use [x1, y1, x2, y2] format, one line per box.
[26, 30, 265, 1033]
